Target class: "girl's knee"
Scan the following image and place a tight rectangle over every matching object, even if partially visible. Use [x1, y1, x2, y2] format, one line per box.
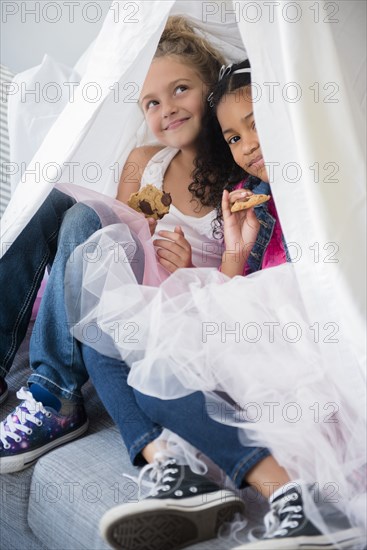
[38, 188, 75, 219]
[59, 203, 101, 241]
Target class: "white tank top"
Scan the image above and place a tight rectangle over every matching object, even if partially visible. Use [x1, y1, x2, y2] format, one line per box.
[140, 147, 224, 268]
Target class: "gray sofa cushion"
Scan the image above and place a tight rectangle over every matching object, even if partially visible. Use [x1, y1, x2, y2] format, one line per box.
[28, 426, 136, 550]
[1, 324, 250, 549]
[28, 431, 252, 550]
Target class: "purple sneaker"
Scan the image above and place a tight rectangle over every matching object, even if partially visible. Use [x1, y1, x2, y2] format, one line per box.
[0, 387, 88, 474]
[0, 378, 8, 405]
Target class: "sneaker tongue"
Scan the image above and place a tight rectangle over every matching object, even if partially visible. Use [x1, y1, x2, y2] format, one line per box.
[29, 384, 61, 411]
[270, 480, 303, 503]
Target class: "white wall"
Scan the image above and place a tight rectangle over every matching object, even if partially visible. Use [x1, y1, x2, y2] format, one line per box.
[1, 0, 112, 73]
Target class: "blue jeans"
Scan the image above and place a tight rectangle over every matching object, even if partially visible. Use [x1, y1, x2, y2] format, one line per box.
[81, 345, 162, 466]
[0, 189, 102, 402]
[80, 345, 269, 484]
[134, 390, 270, 488]
[0, 189, 269, 484]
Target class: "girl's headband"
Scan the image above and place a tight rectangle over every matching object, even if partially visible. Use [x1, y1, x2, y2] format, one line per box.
[218, 63, 251, 82]
[207, 64, 252, 107]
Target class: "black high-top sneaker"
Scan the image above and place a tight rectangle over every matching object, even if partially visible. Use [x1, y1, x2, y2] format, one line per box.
[233, 482, 365, 549]
[100, 457, 246, 550]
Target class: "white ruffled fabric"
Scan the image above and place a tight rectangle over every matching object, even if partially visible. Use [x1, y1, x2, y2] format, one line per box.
[65, 224, 366, 538]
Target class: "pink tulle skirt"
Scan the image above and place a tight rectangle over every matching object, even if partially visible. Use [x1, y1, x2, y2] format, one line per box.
[59, 183, 366, 541]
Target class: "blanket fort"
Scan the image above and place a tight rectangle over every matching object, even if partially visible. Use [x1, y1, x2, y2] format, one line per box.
[1, 0, 366, 533]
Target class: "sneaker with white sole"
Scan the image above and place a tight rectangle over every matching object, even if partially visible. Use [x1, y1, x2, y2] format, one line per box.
[232, 482, 365, 549]
[0, 377, 8, 405]
[100, 456, 246, 550]
[0, 387, 88, 473]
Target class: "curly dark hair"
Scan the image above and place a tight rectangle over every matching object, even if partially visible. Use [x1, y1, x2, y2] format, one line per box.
[189, 60, 254, 238]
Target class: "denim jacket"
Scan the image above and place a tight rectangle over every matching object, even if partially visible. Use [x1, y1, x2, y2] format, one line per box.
[241, 176, 291, 273]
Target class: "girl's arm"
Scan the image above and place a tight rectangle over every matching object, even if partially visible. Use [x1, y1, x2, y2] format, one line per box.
[116, 146, 162, 203]
[221, 189, 260, 278]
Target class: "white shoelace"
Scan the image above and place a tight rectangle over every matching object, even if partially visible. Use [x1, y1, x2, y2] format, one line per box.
[124, 453, 180, 500]
[263, 492, 303, 538]
[0, 387, 51, 449]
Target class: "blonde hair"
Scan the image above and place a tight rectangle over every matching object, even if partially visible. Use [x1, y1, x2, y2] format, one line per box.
[155, 16, 225, 89]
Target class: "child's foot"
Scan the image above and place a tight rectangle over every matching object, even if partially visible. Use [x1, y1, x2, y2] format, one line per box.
[233, 482, 365, 549]
[100, 456, 246, 550]
[0, 387, 88, 473]
[0, 378, 8, 405]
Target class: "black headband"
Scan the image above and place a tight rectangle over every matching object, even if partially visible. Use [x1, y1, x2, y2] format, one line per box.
[207, 64, 252, 106]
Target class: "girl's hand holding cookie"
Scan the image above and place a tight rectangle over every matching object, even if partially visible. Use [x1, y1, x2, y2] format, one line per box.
[154, 226, 194, 273]
[223, 189, 260, 253]
[220, 189, 261, 277]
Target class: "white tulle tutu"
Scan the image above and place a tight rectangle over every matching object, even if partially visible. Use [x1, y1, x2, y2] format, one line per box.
[63, 196, 366, 540]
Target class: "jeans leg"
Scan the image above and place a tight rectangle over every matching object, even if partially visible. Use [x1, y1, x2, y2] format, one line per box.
[28, 202, 102, 402]
[134, 390, 270, 489]
[0, 189, 76, 378]
[81, 345, 162, 466]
